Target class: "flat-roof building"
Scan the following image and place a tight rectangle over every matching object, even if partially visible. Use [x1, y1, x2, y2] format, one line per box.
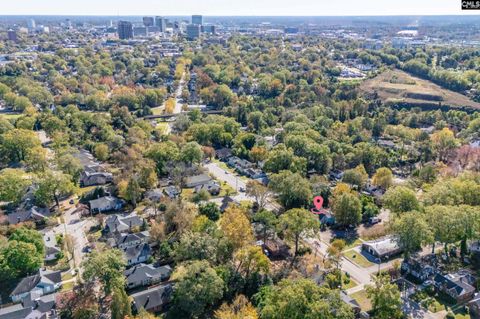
[118, 20, 133, 40]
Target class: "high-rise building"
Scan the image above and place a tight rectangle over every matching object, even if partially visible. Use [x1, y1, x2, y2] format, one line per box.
[186, 24, 201, 40]
[155, 16, 166, 32]
[143, 17, 154, 27]
[134, 27, 147, 37]
[202, 25, 216, 34]
[117, 21, 133, 40]
[7, 29, 17, 42]
[192, 15, 203, 25]
[27, 19, 36, 30]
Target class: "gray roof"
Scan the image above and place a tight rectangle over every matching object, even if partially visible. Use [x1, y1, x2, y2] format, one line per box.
[124, 263, 172, 286]
[8, 206, 53, 225]
[1, 291, 57, 319]
[105, 213, 143, 233]
[89, 196, 124, 212]
[124, 243, 151, 261]
[114, 231, 150, 247]
[131, 284, 173, 312]
[185, 174, 211, 187]
[10, 270, 61, 296]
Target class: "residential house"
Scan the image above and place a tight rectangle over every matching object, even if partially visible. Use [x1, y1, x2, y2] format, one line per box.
[433, 272, 476, 304]
[215, 148, 232, 161]
[110, 231, 150, 250]
[194, 180, 220, 195]
[163, 186, 180, 199]
[80, 165, 113, 187]
[10, 269, 62, 303]
[103, 213, 144, 235]
[7, 206, 53, 225]
[185, 174, 212, 188]
[89, 196, 124, 214]
[45, 246, 61, 262]
[401, 256, 437, 282]
[43, 230, 61, 262]
[362, 237, 403, 260]
[124, 264, 172, 289]
[131, 284, 173, 313]
[145, 189, 163, 202]
[227, 156, 254, 175]
[468, 294, 480, 319]
[0, 293, 57, 319]
[340, 291, 361, 315]
[124, 243, 152, 266]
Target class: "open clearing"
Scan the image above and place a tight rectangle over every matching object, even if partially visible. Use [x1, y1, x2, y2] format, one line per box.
[360, 69, 480, 110]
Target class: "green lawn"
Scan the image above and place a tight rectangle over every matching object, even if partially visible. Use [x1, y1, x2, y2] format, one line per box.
[218, 183, 236, 197]
[151, 106, 164, 115]
[341, 274, 358, 290]
[342, 238, 363, 250]
[61, 271, 74, 282]
[156, 122, 170, 135]
[1, 113, 22, 120]
[343, 249, 375, 268]
[350, 290, 372, 312]
[76, 185, 97, 196]
[61, 281, 74, 292]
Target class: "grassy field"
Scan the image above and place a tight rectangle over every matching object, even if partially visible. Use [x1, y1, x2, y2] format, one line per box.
[360, 69, 480, 109]
[344, 249, 375, 268]
[151, 106, 164, 115]
[350, 290, 372, 312]
[61, 281, 74, 292]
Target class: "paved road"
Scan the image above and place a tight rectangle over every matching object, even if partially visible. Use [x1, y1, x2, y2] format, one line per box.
[54, 205, 95, 271]
[204, 161, 280, 211]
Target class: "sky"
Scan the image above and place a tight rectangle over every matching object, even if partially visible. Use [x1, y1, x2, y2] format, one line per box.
[0, 0, 476, 16]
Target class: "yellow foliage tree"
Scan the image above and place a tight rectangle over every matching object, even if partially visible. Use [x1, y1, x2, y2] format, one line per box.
[219, 206, 253, 251]
[164, 98, 176, 114]
[214, 295, 259, 319]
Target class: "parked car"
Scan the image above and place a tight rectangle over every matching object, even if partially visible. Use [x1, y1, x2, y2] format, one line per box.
[368, 217, 382, 225]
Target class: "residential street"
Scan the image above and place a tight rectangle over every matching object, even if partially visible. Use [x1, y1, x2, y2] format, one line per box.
[54, 204, 95, 271]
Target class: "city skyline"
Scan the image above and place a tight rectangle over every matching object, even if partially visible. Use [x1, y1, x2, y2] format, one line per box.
[1, 0, 477, 16]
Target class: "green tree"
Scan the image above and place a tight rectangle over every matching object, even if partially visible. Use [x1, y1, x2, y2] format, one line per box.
[1, 128, 41, 163]
[82, 247, 126, 295]
[172, 260, 224, 318]
[199, 202, 221, 221]
[94, 143, 109, 161]
[9, 227, 45, 256]
[0, 240, 43, 279]
[366, 273, 402, 319]
[145, 141, 180, 175]
[0, 168, 32, 205]
[372, 167, 393, 190]
[392, 211, 432, 259]
[382, 186, 419, 215]
[35, 170, 76, 207]
[180, 141, 203, 165]
[269, 170, 312, 208]
[332, 192, 362, 227]
[255, 279, 354, 319]
[111, 285, 132, 319]
[279, 208, 319, 259]
[254, 209, 278, 245]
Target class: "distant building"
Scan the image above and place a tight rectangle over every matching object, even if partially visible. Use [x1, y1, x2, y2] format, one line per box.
[186, 24, 201, 40]
[117, 20, 133, 40]
[155, 16, 166, 32]
[284, 27, 299, 34]
[143, 16, 154, 27]
[192, 15, 203, 25]
[27, 19, 36, 30]
[7, 29, 17, 42]
[202, 24, 216, 34]
[134, 26, 147, 37]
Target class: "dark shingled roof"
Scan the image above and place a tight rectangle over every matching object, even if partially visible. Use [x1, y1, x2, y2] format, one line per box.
[131, 284, 173, 312]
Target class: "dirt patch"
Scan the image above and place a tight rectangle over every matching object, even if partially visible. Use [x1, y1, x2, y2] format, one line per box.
[360, 69, 480, 110]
